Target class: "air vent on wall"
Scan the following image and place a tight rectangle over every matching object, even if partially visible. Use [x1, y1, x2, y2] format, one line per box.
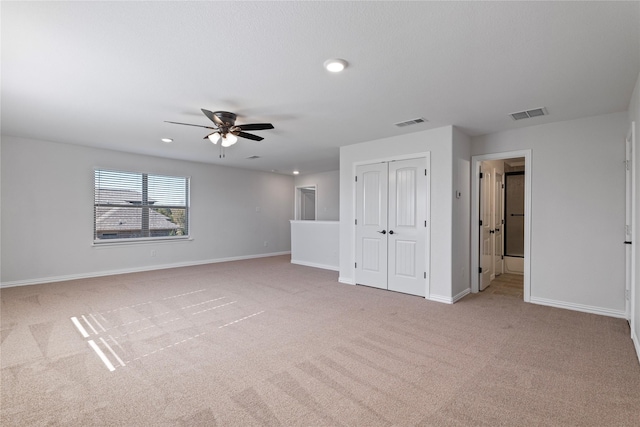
[246, 155, 261, 160]
[509, 107, 548, 121]
[394, 117, 427, 127]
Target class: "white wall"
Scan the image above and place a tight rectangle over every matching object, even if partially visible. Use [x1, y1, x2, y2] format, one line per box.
[472, 112, 628, 316]
[290, 220, 339, 271]
[1, 136, 294, 285]
[630, 71, 640, 362]
[339, 125, 455, 301]
[294, 170, 339, 221]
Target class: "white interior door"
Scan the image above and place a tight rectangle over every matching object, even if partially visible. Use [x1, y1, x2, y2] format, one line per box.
[355, 163, 388, 289]
[387, 158, 427, 296]
[494, 172, 504, 276]
[480, 167, 492, 290]
[355, 158, 427, 297]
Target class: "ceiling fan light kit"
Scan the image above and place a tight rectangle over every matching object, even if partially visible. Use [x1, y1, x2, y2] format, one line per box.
[165, 109, 274, 157]
[221, 133, 238, 147]
[207, 133, 220, 144]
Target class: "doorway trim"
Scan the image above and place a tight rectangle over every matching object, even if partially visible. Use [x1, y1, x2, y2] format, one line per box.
[627, 121, 636, 331]
[471, 149, 532, 301]
[294, 185, 317, 221]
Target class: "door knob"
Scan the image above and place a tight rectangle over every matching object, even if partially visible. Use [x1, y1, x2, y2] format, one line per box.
[377, 230, 386, 234]
[388, 230, 394, 235]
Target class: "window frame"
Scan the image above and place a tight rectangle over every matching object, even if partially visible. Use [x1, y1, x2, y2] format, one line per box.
[93, 168, 191, 245]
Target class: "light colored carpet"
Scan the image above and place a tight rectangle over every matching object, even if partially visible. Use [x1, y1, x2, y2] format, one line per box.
[2, 255, 639, 426]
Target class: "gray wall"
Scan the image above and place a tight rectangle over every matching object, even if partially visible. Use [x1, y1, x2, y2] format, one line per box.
[629, 71, 640, 361]
[1, 136, 294, 285]
[452, 127, 471, 299]
[472, 112, 628, 316]
[339, 126, 455, 301]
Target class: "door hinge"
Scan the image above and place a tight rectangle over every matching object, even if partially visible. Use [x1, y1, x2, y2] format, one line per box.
[626, 289, 630, 300]
[425, 169, 427, 176]
[424, 220, 427, 227]
[355, 176, 358, 182]
[502, 183, 505, 189]
[479, 172, 484, 179]
[479, 219, 483, 226]
[479, 267, 483, 274]
[355, 219, 357, 225]
[355, 262, 357, 268]
[424, 272, 426, 279]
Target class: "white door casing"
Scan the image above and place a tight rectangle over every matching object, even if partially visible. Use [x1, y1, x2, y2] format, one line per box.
[480, 166, 492, 290]
[494, 172, 504, 277]
[471, 149, 531, 301]
[355, 158, 427, 297]
[626, 122, 636, 326]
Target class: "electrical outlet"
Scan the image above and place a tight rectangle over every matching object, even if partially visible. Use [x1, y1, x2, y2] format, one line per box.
[263, 241, 268, 247]
[150, 250, 157, 257]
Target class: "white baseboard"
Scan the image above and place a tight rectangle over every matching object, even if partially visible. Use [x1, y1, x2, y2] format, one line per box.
[427, 288, 470, 304]
[530, 296, 627, 319]
[290, 259, 339, 272]
[633, 327, 640, 366]
[338, 277, 355, 285]
[427, 294, 453, 304]
[452, 288, 471, 303]
[0, 251, 291, 288]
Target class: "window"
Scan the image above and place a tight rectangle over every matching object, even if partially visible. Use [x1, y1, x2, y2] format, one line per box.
[94, 169, 189, 243]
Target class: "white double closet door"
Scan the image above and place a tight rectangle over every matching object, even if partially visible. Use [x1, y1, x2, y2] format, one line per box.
[355, 157, 428, 297]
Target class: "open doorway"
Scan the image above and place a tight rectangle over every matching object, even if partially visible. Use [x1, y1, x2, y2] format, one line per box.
[472, 150, 531, 301]
[295, 185, 317, 220]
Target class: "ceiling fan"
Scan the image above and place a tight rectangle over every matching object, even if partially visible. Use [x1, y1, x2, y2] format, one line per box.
[165, 109, 274, 150]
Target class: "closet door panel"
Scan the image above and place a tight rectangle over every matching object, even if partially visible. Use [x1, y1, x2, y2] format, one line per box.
[355, 163, 388, 289]
[388, 158, 427, 296]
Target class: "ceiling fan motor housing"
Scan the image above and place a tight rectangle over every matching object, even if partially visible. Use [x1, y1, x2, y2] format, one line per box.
[214, 111, 237, 126]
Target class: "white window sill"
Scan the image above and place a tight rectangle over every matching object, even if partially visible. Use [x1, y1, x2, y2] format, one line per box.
[92, 237, 193, 248]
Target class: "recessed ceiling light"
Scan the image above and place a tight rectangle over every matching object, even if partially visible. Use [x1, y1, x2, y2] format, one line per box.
[324, 58, 348, 73]
[161, 138, 173, 143]
[293, 170, 300, 175]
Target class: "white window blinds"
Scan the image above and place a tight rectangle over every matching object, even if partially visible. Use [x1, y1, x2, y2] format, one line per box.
[94, 169, 189, 242]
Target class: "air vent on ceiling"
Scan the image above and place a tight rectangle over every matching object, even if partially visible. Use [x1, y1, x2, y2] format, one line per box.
[394, 117, 427, 127]
[246, 155, 261, 160]
[509, 107, 548, 121]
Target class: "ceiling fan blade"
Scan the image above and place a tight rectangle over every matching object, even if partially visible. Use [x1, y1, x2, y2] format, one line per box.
[201, 109, 222, 125]
[165, 120, 217, 130]
[236, 131, 264, 141]
[237, 123, 274, 131]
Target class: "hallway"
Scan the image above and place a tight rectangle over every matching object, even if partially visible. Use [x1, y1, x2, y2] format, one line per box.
[483, 273, 524, 298]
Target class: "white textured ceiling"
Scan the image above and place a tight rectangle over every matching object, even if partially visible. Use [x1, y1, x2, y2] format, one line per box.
[2, 1, 639, 175]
